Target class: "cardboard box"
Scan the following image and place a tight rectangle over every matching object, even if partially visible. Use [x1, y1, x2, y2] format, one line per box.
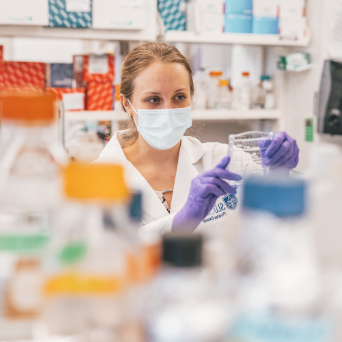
[46, 63, 73, 88]
[0, 62, 45, 90]
[279, 0, 305, 19]
[225, 0, 253, 15]
[279, 17, 307, 39]
[48, 0, 92, 28]
[198, 0, 224, 13]
[0, 46, 3, 74]
[86, 82, 113, 111]
[253, 0, 279, 17]
[225, 14, 253, 33]
[201, 14, 224, 34]
[0, 0, 48, 26]
[93, 0, 146, 30]
[158, 0, 186, 31]
[73, 54, 115, 87]
[46, 88, 85, 111]
[253, 16, 279, 34]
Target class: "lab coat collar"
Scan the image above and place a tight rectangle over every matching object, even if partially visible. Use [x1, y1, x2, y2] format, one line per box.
[181, 135, 206, 165]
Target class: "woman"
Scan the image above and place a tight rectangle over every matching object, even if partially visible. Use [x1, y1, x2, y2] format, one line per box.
[97, 43, 299, 235]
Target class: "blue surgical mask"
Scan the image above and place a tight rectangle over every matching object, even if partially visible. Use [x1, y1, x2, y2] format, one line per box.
[128, 100, 192, 150]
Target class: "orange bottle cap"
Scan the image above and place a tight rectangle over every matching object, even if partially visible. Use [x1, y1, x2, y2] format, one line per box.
[219, 80, 229, 87]
[64, 163, 129, 202]
[242, 72, 250, 77]
[209, 71, 223, 77]
[0, 89, 56, 123]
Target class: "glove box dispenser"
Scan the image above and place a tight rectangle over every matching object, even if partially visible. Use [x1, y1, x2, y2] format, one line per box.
[318, 60, 342, 135]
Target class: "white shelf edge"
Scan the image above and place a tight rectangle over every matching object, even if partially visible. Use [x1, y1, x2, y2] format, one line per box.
[65, 109, 281, 122]
[0, 25, 157, 42]
[164, 31, 310, 47]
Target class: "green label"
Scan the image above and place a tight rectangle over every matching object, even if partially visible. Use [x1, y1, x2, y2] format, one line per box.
[59, 242, 86, 265]
[0, 233, 50, 253]
[305, 118, 314, 142]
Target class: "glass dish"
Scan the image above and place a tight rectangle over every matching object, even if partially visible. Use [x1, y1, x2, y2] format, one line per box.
[227, 131, 273, 185]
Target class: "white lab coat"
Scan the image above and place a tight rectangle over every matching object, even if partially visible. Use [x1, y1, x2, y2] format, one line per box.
[96, 130, 258, 238]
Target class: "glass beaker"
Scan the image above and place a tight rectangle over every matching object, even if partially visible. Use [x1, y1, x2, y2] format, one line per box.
[227, 131, 273, 185]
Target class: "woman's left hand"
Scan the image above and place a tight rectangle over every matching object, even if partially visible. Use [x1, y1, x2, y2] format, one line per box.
[263, 131, 299, 170]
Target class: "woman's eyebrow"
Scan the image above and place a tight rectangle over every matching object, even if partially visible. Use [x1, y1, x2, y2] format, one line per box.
[141, 91, 162, 95]
[173, 88, 187, 93]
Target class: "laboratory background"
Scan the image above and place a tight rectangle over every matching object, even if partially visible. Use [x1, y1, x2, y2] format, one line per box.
[0, 0, 342, 341]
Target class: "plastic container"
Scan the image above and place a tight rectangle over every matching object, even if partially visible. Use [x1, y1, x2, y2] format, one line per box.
[207, 70, 223, 109]
[227, 131, 273, 185]
[144, 232, 229, 342]
[0, 90, 65, 339]
[228, 177, 329, 342]
[217, 79, 231, 109]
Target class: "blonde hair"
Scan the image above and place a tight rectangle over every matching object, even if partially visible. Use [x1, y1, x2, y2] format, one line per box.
[120, 42, 194, 112]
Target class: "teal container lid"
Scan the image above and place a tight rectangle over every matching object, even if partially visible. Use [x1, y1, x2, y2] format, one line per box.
[243, 177, 306, 217]
[261, 75, 271, 81]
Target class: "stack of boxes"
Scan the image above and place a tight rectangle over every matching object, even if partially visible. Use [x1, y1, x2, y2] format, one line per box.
[73, 54, 115, 111]
[48, 0, 92, 28]
[198, 0, 224, 34]
[225, 0, 253, 34]
[252, 0, 279, 35]
[46, 63, 85, 111]
[279, 0, 307, 40]
[0, 61, 45, 91]
[158, 0, 186, 31]
[0, 46, 3, 75]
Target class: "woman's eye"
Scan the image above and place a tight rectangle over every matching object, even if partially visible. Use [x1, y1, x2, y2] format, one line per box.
[176, 95, 186, 100]
[147, 97, 159, 103]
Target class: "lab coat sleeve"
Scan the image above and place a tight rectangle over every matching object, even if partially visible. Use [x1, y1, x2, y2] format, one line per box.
[138, 213, 176, 240]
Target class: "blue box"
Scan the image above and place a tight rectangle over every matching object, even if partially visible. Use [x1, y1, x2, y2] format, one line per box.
[225, 0, 253, 15]
[252, 16, 279, 35]
[47, 63, 74, 88]
[48, 0, 92, 28]
[225, 14, 252, 33]
[158, 0, 186, 31]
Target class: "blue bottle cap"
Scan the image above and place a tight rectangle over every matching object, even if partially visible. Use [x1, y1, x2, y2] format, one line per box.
[243, 177, 306, 217]
[129, 191, 143, 222]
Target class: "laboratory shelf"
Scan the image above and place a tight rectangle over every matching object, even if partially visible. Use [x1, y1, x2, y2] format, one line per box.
[164, 31, 311, 47]
[0, 25, 157, 42]
[65, 109, 281, 122]
[191, 109, 281, 121]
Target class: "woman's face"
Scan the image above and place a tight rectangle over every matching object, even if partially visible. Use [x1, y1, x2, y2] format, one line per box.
[122, 62, 192, 124]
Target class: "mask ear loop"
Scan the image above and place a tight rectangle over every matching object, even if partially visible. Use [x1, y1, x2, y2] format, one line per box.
[127, 99, 139, 128]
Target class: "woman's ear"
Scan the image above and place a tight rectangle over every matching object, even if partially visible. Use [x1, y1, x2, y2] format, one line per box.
[120, 94, 132, 115]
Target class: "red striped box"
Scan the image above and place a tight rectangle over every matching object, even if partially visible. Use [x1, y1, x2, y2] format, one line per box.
[0, 61, 45, 90]
[86, 82, 113, 111]
[46, 88, 85, 111]
[73, 54, 115, 86]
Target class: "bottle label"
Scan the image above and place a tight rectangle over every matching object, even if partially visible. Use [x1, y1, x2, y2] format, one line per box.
[0, 234, 50, 253]
[228, 314, 330, 342]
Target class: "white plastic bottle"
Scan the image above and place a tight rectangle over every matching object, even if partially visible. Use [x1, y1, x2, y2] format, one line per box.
[240, 72, 252, 110]
[217, 80, 231, 109]
[145, 232, 229, 342]
[228, 177, 330, 342]
[0, 90, 65, 340]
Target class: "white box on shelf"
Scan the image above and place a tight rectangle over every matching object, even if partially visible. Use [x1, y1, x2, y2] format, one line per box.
[201, 13, 224, 34]
[93, 0, 146, 30]
[198, 0, 224, 13]
[0, 0, 48, 25]
[279, 0, 305, 19]
[279, 17, 307, 39]
[253, 0, 279, 18]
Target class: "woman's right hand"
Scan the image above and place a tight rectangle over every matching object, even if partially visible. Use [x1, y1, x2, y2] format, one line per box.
[172, 156, 242, 232]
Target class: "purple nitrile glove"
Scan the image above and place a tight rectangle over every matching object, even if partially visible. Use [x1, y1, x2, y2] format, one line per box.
[262, 131, 299, 170]
[172, 156, 242, 232]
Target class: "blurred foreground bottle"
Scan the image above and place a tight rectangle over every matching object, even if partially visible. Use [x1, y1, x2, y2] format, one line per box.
[0, 90, 64, 339]
[144, 232, 229, 342]
[227, 177, 330, 342]
[42, 163, 149, 342]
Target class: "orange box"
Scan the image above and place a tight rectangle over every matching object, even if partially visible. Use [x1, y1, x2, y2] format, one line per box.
[73, 54, 115, 86]
[0, 62, 45, 90]
[46, 88, 85, 111]
[86, 82, 113, 111]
